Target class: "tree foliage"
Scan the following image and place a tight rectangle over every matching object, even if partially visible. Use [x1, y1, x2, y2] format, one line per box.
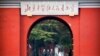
[29, 19, 72, 49]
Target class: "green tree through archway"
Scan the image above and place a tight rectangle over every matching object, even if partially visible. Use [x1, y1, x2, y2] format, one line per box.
[28, 17, 73, 56]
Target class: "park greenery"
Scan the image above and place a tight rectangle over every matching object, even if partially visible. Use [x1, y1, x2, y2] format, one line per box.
[29, 19, 72, 48]
[29, 19, 73, 55]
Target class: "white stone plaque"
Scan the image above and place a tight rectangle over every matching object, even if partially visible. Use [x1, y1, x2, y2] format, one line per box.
[21, 1, 79, 16]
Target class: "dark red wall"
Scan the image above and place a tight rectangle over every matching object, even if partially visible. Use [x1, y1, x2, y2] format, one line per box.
[0, 8, 100, 56]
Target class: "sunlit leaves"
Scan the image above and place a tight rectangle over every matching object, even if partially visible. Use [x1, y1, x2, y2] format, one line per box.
[30, 28, 56, 42]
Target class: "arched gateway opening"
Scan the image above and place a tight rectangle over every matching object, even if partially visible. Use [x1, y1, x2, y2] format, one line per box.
[27, 16, 73, 56]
